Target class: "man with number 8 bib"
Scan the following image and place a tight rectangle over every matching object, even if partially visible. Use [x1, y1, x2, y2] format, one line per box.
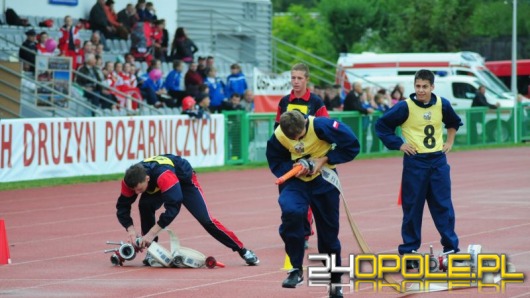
[375, 69, 463, 264]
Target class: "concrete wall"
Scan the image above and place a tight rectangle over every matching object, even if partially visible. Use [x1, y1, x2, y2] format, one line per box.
[176, 0, 272, 70]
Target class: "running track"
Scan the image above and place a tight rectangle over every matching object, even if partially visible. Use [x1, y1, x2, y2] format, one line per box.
[0, 147, 529, 298]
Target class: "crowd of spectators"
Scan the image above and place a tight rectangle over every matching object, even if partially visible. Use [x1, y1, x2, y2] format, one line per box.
[13, 0, 254, 117]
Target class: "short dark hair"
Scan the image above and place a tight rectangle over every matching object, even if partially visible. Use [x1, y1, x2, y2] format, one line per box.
[414, 69, 435, 85]
[279, 110, 306, 140]
[124, 164, 147, 188]
[291, 63, 309, 78]
[173, 59, 182, 69]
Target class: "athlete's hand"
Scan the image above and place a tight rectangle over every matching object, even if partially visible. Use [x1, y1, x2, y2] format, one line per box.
[140, 231, 156, 249]
[295, 159, 313, 177]
[442, 142, 453, 153]
[400, 143, 417, 156]
[140, 224, 163, 249]
[310, 157, 329, 175]
[126, 226, 138, 245]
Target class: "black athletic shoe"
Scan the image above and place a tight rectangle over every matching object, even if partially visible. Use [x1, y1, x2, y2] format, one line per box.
[282, 268, 303, 288]
[142, 253, 154, 266]
[239, 248, 260, 265]
[329, 286, 343, 298]
[406, 260, 419, 270]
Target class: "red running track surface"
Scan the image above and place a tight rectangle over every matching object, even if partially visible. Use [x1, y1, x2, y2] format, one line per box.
[0, 147, 529, 298]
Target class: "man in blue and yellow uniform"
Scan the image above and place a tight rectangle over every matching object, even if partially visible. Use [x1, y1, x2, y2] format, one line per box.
[274, 63, 329, 126]
[275, 63, 330, 250]
[375, 69, 463, 262]
[266, 110, 360, 297]
[116, 154, 259, 266]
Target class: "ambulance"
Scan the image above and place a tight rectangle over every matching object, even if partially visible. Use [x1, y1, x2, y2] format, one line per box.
[336, 51, 512, 98]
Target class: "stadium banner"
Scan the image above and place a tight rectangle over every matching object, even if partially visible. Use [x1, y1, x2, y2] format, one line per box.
[0, 115, 224, 182]
[253, 67, 291, 113]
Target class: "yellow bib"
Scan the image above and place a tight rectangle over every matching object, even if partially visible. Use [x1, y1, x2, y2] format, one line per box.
[144, 155, 175, 167]
[274, 116, 334, 181]
[401, 97, 443, 153]
[143, 155, 175, 194]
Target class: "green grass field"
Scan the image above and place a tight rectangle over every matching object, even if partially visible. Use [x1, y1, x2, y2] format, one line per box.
[0, 143, 527, 191]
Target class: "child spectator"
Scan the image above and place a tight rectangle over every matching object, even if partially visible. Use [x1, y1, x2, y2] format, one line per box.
[58, 16, 81, 66]
[184, 62, 203, 98]
[140, 68, 167, 107]
[36, 32, 57, 56]
[374, 93, 390, 113]
[390, 85, 405, 107]
[225, 63, 248, 99]
[116, 62, 142, 110]
[205, 67, 225, 113]
[196, 93, 211, 118]
[164, 59, 186, 107]
[181, 96, 206, 119]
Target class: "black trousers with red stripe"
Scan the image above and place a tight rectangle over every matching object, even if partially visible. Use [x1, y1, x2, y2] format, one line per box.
[138, 173, 244, 252]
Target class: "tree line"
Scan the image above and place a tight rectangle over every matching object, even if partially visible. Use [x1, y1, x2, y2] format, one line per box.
[272, 0, 530, 83]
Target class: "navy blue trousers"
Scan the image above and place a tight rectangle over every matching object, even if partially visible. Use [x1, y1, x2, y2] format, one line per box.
[399, 152, 459, 255]
[138, 173, 244, 252]
[278, 176, 341, 273]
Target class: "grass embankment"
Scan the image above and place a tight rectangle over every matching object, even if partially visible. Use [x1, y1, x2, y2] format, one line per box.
[1, 143, 527, 191]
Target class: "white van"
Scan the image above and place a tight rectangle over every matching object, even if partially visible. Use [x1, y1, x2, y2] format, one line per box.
[360, 75, 515, 142]
[336, 51, 514, 100]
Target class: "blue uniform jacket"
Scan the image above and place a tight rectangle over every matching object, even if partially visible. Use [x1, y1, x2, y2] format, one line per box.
[225, 72, 248, 98]
[266, 117, 360, 187]
[164, 70, 183, 92]
[206, 77, 225, 108]
[141, 77, 164, 92]
[116, 154, 193, 230]
[375, 93, 463, 151]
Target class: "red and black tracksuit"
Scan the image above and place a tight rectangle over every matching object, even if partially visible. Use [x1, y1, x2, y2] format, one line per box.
[116, 154, 244, 252]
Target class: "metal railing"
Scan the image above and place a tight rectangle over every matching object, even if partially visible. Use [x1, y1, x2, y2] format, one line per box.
[0, 34, 163, 117]
[222, 107, 530, 164]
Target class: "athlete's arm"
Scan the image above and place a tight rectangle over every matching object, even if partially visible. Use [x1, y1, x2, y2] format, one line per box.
[441, 98, 463, 130]
[266, 133, 296, 180]
[116, 180, 138, 230]
[313, 117, 360, 164]
[375, 101, 409, 150]
[444, 128, 457, 153]
[156, 170, 183, 229]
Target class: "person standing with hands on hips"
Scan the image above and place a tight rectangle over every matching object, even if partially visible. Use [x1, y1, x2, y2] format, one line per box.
[115, 154, 259, 266]
[375, 69, 463, 268]
[266, 110, 360, 297]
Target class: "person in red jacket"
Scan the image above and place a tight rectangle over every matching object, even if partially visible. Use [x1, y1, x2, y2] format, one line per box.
[184, 61, 204, 98]
[58, 15, 82, 69]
